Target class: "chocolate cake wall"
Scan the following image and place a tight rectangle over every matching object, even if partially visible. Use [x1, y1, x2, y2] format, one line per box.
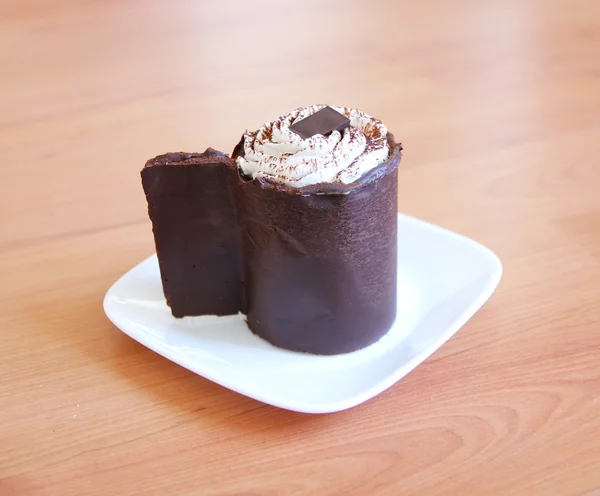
[141, 152, 242, 317]
[234, 164, 399, 355]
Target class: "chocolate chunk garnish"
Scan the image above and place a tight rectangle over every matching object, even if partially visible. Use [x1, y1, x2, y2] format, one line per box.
[289, 106, 350, 139]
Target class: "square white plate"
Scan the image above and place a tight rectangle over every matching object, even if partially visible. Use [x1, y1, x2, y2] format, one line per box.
[104, 214, 502, 413]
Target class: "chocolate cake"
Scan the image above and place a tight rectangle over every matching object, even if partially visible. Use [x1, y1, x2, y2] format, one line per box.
[141, 150, 242, 317]
[141, 106, 402, 355]
[233, 133, 401, 354]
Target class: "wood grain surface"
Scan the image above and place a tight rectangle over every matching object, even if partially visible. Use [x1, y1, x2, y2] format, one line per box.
[1, 0, 600, 494]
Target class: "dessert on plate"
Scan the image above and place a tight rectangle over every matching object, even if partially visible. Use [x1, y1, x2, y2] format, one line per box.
[141, 105, 402, 355]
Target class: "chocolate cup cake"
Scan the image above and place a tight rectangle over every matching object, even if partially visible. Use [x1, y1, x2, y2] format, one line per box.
[141, 150, 242, 317]
[232, 134, 401, 355]
[140, 105, 402, 355]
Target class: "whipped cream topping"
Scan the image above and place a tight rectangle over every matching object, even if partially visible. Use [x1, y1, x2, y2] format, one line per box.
[236, 105, 389, 188]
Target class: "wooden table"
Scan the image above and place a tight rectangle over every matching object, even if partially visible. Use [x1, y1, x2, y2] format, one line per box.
[2, 1, 599, 494]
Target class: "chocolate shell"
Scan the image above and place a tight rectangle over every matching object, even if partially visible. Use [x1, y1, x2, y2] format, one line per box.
[232, 134, 401, 354]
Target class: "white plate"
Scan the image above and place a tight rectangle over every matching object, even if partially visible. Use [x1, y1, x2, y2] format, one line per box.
[104, 214, 502, 414]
